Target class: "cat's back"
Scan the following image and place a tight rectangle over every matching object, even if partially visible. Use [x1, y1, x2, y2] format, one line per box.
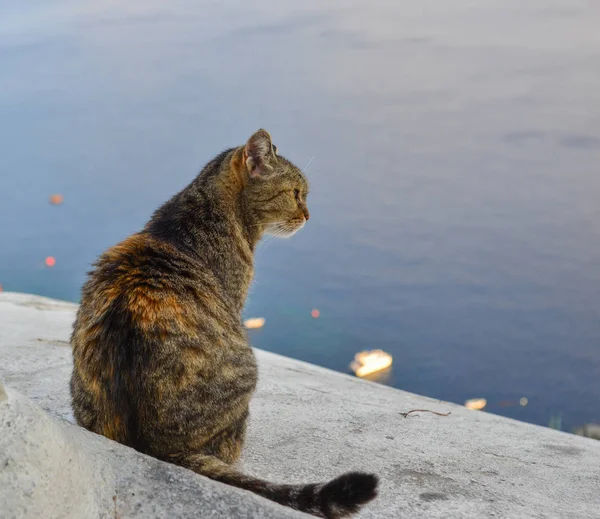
[70, 232, 246, 442]
[75, 232, 228, 333]
[73, 230, 244, 352]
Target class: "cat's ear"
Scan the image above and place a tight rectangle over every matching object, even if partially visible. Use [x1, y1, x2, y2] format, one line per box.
[243, 129, 275, 177]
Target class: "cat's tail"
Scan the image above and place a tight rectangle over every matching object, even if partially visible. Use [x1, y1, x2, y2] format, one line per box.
[169, 453, 378, 518]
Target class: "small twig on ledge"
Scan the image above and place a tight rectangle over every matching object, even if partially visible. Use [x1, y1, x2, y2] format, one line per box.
[399, 409, 451, 418]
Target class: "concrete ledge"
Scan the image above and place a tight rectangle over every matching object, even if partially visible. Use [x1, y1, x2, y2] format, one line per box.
[1, 383, 111, 519]
[1, 382, 308, 519]
[1, 292, 600, 518]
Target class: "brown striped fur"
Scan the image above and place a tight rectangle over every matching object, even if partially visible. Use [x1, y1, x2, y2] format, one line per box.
[70, 130, 378, 518]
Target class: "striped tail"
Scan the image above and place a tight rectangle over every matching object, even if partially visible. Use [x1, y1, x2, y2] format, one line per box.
[170, 453, 378, 518]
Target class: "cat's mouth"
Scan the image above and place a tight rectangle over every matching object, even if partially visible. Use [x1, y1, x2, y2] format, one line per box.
[265, 219, 306, 238]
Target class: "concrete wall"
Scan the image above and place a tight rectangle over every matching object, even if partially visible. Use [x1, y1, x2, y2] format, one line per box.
[1, 292, 599, 518]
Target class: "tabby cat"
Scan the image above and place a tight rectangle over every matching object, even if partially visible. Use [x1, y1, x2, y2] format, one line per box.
[70, 129, 378, 518]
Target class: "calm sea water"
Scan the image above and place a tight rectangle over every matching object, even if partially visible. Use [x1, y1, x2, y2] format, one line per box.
[1, 0, 599, 433]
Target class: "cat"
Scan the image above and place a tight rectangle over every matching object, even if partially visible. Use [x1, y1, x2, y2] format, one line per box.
[70, 129, 378, 518]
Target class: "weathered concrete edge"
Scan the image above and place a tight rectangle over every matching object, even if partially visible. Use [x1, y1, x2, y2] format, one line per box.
[0, 384, 309, 519]
[0, 290, 588, 439]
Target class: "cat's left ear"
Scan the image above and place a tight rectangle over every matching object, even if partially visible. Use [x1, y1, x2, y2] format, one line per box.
[243, 129, 276, 177]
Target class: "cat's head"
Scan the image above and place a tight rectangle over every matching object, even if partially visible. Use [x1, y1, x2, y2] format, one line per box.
[237, 129, 310, 238]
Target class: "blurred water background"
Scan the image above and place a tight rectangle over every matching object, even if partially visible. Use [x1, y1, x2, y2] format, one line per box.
[1, 0, 599, 432]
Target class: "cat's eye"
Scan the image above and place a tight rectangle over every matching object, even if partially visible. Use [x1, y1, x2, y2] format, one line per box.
[293, 189, 300, 200]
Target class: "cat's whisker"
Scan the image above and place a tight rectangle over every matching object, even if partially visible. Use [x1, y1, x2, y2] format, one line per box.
[267, 226, 286, 236]
[303, 156, 315, 173]
[271, 222, 290, 231]
[257, 235, 277, 251]
[268, 226, 289, 238]
[248, 221, 290, 229]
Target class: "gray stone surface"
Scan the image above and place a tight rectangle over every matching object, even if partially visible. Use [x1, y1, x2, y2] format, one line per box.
[1, 291, 600, 518]
[0, 386, 306, 519]
[1, 386, 111, 519]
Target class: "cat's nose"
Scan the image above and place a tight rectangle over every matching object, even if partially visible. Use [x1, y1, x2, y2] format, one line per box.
[303, 207, 310, 221]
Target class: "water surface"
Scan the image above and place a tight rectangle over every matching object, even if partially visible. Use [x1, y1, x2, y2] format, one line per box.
[1, 0, 599, 432]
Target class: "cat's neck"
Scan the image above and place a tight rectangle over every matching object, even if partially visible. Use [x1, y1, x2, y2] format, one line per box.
[145, 179, 259, 314]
